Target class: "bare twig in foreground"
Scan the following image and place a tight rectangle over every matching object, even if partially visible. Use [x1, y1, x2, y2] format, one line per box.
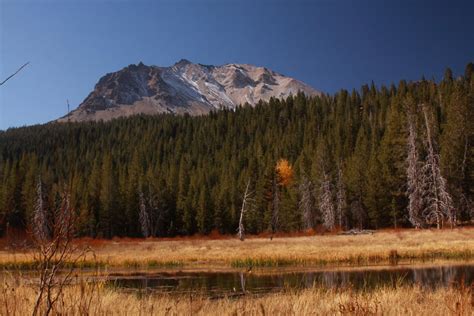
[32, 179, 90, 316]
[0, 62, 30, 86]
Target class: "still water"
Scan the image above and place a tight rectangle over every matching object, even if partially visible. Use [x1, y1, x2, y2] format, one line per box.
[105, 264, 474, 296]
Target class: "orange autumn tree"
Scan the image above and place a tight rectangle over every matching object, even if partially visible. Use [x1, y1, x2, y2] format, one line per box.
[275, 159, 294, 187]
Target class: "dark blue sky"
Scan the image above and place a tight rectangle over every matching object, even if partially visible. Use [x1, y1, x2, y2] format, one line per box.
[1, 0, 473, 129]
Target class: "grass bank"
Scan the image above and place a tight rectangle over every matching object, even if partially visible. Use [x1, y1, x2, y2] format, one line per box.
[1, 277, 472, 315]
[0, 228, 473, 270]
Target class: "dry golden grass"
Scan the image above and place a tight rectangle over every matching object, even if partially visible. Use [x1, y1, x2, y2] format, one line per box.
[0, 228, 473, 269]
[1, 276, 472, 315]
[1, 229, 473, 315]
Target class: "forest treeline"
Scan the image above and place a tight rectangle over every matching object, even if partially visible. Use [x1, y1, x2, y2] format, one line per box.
[0, 64, 473, 238]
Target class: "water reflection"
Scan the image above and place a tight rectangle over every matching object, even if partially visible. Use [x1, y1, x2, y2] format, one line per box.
[106, 264, 474, 296]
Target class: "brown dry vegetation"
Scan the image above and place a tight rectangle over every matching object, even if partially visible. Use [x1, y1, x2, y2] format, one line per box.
[0, 228, 473, 270]
[0, 228, 473, 315]
[1, 277, 473, 315]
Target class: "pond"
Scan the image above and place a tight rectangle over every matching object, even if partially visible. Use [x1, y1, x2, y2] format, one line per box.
[105, 264, 474, 297]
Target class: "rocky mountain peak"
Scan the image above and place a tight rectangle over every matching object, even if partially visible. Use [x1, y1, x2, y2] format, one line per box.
[174, 58, 192, 66]
[59, 60, 321, 122]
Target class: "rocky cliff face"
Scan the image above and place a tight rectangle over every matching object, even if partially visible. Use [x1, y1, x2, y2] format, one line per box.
[60, 60, 321, 122]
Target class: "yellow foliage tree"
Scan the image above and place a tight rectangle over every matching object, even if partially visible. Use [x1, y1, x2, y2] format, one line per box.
[276, 159, 294, 186]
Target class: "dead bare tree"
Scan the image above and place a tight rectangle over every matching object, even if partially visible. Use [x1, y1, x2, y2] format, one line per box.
[33, 177, 49, 242]
[298, 174, 315, 230]
[421, 106, 455, 228]
[406, 113, 424, 228]
[138, 187, 164, 237]
[271, 176, 279, 239]
[237, 180, 253, 241]
[336, 165, 346, 229]
[458, 138, 472, 222]
[319, 172, 335, 230]
[32, 181, 88, 316]
[138, 190, 151, 238]
[0, 62, 30, 86]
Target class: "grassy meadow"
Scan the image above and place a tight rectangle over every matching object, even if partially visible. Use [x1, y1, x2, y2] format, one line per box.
[0, 228, 473, 270]
[1, 228, 473, 315]
[1, 277, 472, 315]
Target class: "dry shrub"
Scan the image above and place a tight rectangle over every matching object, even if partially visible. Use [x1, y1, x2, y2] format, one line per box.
[338, 293, 382, 315]
[444, 280, 474, 315]
[1, 278, 473, 315]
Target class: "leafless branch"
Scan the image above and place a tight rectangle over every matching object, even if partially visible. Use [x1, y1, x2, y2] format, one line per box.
[0, 62, 30, 86]
[406, 111, 424, 228]
[336, 165, 346, 229]
[421, 105, 455, 228]
[32, 186, 90, 316]
[319, 172, 335, 230]
[138, 190, 151, 237]
[298, 174, 315, 230]
[238, 179, 252, 241]
[271, 175, 279, 238]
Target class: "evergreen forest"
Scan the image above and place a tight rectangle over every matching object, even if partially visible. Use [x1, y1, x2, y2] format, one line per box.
[0, 64, 473, 238]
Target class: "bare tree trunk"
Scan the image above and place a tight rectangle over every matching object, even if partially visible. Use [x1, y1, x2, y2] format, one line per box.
[33, 176, 49, 242]
[406, 113, 424, 228]
[422, 106, 455, 228]
[138, 190, 151, 237]
[336, 165, 346, 229]
[319, 172, 335, 230]
[238, 180, 252, 241]
[423, 107, 441, 228]
[271, 176, 279, 238]
[458, 138, 470, 222]
[298, 175, 314, 230]
[148, 194, 161, 237]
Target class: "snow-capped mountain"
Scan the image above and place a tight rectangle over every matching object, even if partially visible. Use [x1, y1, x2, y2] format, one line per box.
[60, 60, 321, 122]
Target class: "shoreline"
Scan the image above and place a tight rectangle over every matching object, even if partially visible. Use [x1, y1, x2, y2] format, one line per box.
[0, 228, 473, 271]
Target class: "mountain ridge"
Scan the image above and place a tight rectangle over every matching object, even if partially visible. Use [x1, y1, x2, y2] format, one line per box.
[59, 60, 321, 122]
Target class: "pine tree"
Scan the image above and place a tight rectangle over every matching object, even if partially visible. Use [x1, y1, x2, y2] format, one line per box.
[125, 151, 142, 236]
[197, 185, 212, 234]
[440, 83, 473, 221]
[176, 156, 190, 233]
[378, 97, 407, 227]
[298, 174, 315, 230]
[0, 64, 472, 237]
[365, 144, 385, 228]
[99, 154, 115, 237]
[84, 157, 101, 236]
[21, 154, 38, 222]
[346, 127, 369, 228]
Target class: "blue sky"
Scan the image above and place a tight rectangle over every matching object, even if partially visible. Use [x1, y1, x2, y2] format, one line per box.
[1, 0, 473, 130]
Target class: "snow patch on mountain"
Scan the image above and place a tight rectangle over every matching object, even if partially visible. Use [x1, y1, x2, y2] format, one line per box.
[60, 60, 321, 122]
